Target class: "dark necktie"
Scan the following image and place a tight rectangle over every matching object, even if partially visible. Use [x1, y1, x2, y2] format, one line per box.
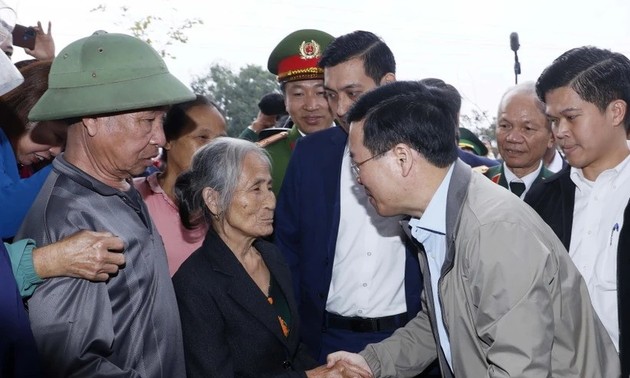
[509, 181, 526, 197]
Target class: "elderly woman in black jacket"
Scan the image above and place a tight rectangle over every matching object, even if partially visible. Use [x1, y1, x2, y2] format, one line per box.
[172, 137, 369, 378]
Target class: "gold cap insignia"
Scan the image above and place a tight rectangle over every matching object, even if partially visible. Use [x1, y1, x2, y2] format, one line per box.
[299, 40, 321, 60]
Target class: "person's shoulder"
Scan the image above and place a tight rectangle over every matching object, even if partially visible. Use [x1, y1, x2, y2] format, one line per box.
[483, 164, 501, 180]
[257, 128, 290, 149]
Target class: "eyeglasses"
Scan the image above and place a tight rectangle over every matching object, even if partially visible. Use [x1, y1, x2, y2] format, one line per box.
[350, 150, 388, 177]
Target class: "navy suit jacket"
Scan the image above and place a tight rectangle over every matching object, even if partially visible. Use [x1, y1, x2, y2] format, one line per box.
[525, 166, 630, 376]
[173, 229, 317, 377]
[274, 126, 423, 358]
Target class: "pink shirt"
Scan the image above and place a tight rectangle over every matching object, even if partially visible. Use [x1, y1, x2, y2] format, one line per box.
[134, 173, 207, 276]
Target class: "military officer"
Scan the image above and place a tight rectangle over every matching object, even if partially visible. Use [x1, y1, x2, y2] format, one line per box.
[252, 29, 335, 195]
[485, 82, 555, 198]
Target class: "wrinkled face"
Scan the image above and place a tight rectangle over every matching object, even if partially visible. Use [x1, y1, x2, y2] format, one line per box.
[324, 58, 379, 131]
[284, 79, 333, 134]
[222, 152, 276, 238]
[165, 104, 227, 176]
[496, 91, 552, 175]
[15, 120, 66, 166]
[348, 119, 398, 216]
[91, 108, 167, 179]
[545, 86, 622, 175]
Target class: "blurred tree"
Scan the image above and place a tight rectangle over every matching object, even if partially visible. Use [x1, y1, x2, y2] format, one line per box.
[191, 63, 279, 137]
[90, 4, 203, 59]
[460, 109, 498, 158]
[460, 109, 496, 140]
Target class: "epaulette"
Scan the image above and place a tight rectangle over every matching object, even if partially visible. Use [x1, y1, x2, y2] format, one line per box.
[256, 131, 289, 148]
[472, 165, 489, 174]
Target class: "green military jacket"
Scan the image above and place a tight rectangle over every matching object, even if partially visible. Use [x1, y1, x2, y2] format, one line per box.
[484, 163, 554, 190]
[260, 124, 302, 196]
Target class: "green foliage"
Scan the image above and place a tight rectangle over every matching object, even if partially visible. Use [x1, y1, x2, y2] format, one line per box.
[191, 64, 280, 137]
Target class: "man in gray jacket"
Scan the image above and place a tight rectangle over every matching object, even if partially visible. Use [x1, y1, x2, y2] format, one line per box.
[16, 31, 195, 377]
[328, 81, 619, 377]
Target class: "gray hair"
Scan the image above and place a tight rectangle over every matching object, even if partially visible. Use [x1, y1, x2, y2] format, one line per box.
[175, 136, 271, 228]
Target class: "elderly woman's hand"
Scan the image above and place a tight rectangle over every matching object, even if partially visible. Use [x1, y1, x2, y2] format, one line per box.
[305, 358, 373, 378]
[32, 230, 125, 281]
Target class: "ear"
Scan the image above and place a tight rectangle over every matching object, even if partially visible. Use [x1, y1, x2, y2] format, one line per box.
[392, 143, 413, 177]
[609, 99, 627, 128]
[379, 73, 396, 86]
[81, 117, 100, 137]
[202, 187, 221, 217]
[163, 141, 172, 151]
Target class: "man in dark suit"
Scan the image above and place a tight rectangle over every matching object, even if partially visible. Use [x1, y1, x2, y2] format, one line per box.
[274, 30, 424, 367]
[484, 82, 555, 198]
[525, 46, 630, 376]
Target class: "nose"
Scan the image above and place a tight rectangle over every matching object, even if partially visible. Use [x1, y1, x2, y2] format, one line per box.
[303, 93, 320, 111]
[505, 129, 523, 143]
[266, 189, 276, 211]
[553, 119, 569, 140]
[151, 121, 167, 147]
[336, 96, 353, 121]
[49, 146, 63, 156]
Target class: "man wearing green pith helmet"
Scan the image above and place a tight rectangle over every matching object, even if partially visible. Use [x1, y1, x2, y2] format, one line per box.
[244, 29, 335, 196]
[15, 31, 195, 377]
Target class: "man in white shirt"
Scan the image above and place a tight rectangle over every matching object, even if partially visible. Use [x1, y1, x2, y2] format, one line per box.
[484, 82, 555, 198]
[525, 45, 630, 376]
[274, 31, 425, 371]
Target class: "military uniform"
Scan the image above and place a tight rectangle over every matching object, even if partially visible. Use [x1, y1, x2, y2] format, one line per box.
[257, 29, 334, 196]
[484, 163, 555, 194]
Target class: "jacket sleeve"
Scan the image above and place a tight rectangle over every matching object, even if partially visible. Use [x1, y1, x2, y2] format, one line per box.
[28, 276, 143, 377]
[0, 164, 51, 239]
[5, 239, 43, 298]
[359, 293, 437, 377]
[174, 272, 236, 378]
[467, 221, 555, 377]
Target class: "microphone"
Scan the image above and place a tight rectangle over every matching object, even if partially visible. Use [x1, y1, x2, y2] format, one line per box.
[510, 32, 520, 52]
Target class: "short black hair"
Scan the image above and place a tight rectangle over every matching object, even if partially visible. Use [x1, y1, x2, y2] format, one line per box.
[347, 81, 459, 168]
[536, 46, 630, 130]
[257, 92, 287, 116]
[319, 30, 395, 83]
[163, 95, 221, 141]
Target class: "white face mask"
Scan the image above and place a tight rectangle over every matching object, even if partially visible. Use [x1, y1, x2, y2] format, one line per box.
[0, 3, 23, 96]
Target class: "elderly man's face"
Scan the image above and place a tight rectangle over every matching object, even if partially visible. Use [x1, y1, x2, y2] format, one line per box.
[91, 108, 166, 180]
[496, 91, 553, 177]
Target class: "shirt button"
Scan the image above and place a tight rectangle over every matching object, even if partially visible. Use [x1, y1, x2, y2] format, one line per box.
[367, 252, 372, 256]
[362, 283, 367, 287]
[358, 309, 363, 314]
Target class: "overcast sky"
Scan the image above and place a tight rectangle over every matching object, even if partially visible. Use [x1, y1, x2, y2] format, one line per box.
[7, 0, 630, 127]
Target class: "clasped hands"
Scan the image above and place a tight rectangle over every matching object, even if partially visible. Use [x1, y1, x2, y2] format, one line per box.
[306, 352, 372, 378]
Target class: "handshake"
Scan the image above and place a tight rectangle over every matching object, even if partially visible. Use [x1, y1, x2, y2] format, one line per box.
[306, 352, 372, 378]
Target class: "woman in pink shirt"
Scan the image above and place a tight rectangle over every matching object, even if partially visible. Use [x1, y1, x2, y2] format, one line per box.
[134, 95, 228, 275]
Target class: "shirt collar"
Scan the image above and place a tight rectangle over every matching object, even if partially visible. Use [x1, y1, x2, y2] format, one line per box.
[408, 163, 454, 236]
[503, 161, 542, 188]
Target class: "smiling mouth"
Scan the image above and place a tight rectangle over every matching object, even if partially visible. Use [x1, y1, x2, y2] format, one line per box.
[34, 153, 48, 161]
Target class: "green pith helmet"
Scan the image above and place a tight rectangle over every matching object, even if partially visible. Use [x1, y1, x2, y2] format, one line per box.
[267, 29, 334, 83]
[29, 31, 195, 121]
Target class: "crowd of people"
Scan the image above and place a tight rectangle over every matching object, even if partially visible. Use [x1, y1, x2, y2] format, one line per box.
[0, 10, 628, 378]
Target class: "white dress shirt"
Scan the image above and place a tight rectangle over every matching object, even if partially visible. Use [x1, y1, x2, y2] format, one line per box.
[569, 153, 630, 351]
[503, 161, 543, 199]
[409, 164, 454, 370]
[326, 146, 407, 318]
